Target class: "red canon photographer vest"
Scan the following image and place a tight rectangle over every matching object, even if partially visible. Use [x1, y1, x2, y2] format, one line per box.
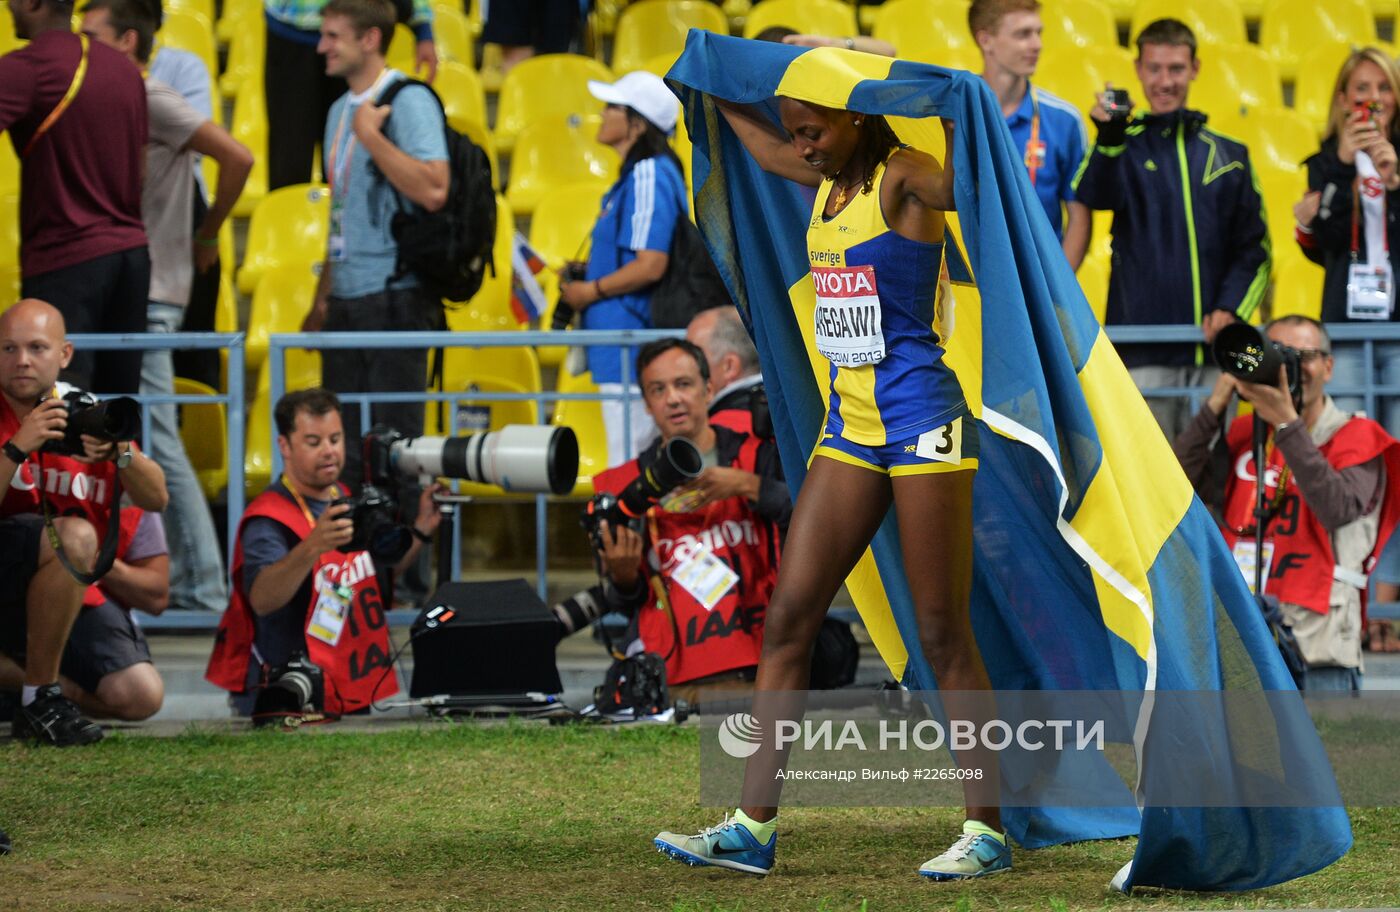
[206, 486, 399, 714]
[593, 434, 778, 685]
[1, 396, 135, 606]
[1221, 414, 1400, 614]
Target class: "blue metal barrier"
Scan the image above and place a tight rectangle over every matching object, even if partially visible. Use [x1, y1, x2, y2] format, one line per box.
[68, 332, 246, 568]
[266, 330, 681, 600]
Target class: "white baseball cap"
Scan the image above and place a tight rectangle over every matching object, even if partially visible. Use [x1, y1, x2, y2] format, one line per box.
[587, 71, 679, 135]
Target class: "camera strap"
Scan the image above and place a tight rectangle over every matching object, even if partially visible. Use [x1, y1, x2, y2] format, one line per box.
[37, 451, 122, 586]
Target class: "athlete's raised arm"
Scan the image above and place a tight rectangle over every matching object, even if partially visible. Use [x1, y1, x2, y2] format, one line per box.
[890, 120, 957, 212]
[714, 98, 822, 186]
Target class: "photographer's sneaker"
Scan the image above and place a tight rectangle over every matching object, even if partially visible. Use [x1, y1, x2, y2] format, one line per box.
[919, 832, 1012, 880]
[654, 814, 776, 875]
[11, 684, 103, 747]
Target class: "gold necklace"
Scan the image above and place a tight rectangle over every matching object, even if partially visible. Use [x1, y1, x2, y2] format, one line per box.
[832, 173, 860, 211]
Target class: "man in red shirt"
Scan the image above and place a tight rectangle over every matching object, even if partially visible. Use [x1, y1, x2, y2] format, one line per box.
[0, 0, 149, 395]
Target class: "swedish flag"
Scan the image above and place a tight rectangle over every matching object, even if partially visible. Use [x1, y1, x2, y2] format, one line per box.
[667, 33, 1350, 891]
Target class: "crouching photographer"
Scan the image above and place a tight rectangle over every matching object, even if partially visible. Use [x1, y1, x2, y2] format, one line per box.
[206, 388, 442, 720]
[584, 339, 790, 711]
[1174, 316, 1400, 691]
[1, 300, 168, 744]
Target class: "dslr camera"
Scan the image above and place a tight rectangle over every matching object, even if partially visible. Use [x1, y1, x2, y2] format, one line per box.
[252, 652, 325, 725]
[1212, 323, 1304, 410]
[581, 437, 704, 550]
[39, 385, 141, 458]
[1103, 88, 1132, 122]
[331, 484, 412, 565]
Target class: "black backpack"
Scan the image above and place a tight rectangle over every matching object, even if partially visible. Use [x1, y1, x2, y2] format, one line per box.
[373, 77, 496, 303]
[648, 214, 732, 328]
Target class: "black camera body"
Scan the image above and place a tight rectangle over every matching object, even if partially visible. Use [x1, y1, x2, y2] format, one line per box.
[39, 388, 141, 458]
[331, 484, 412, 565]
[551, 262, 590, 330]
[252, 652, 326, 724]
[1103, 88, 1132, 122]
[580, 437, 704, 551]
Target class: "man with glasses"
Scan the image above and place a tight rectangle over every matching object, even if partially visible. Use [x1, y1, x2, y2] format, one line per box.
[1173, 316, 1400, 691]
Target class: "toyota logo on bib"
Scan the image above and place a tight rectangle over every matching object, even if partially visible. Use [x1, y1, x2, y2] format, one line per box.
[717, 713, 764, 758]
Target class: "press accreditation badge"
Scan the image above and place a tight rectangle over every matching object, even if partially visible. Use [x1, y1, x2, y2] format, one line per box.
[671, 543, 739, 611]
[811, 265, 885, 367]
[307, 574, 352, 646]
[1231, 539, 1275, 595]
[328, 204, 347, 263]
[1346, 260, 1394, 320]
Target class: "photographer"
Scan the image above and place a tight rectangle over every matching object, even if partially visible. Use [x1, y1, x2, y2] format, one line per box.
[1, 299, 168, 744]
[206, 388, 441, 717]
[686, 305, 767, 436]
[589, 339, 789, 709]
[1072, 19, 1269, 438]
[1174, 317, 1400, 691]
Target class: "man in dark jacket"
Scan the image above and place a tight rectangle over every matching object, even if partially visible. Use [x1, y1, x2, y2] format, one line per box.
[1074, 18, 1270, 438]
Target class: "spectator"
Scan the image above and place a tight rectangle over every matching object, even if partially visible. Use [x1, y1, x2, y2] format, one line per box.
[1295, 48, 1400, 416]
[686, 305, 765, 432]
[264, 0, 434, 191]
[0, 0, 149, 395]
[300, 0, 448, 496]
[1073, 19, 1269, 439]
[0, 298, 169, 744]
[481, 0, 578, 77]
[1173, 317, 1400, 691]
[591, 339, 789, 710]
[0, 507, 169, 721]
[786, 0, 1091, 267]
[557, 72, 688, 463]
[205, 388, 440, 716]
[81, 0, 253, 614]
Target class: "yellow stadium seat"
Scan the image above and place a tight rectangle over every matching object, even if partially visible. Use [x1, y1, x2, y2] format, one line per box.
[1219, 106, 1316, 173]
[1076, 247, 1110, 324]
[431, 3, 474, 64]
[434, 60, 487, 129]
[1130, 0, 1246, 49]
[245, 390, 274, 498]
[1041, 0, 1117, 50]
[0, 193, 17, 306]
[1034, 55, 1106, 117]
[236, 183, 328, 295]
[1293, 41, 1397, 139]
[529, 182, 609, 366]
[1, 10, 23, 55]
[216, 0, 258, 42]
[873, 0, 978, 67]
[1269, 247, 1325, 320]
[0, 141, 16, 197]
[441, 344, 543, 398]
[613, 0, 729, 75]
[636, 51, 681, 79]
[246, 263, 320, 370]
[156, 8, 217, 78]
[1255, 163, 1308, 263]
[1082, 45, 1138, 96]
[1190, 43, 1283, 126]
[220, 13, 263, 98]
[229, 78, 269, 216]
[172, 377, 227, 500]
[744, 0, 857, 39]
[506, 115, 620, 215]
[551, 370, 609, 496]
[386, 24, 431, 78]
[494, 54, 614, 153]
[461, 194, 518, 313]
[1259, 0, 1377, 82]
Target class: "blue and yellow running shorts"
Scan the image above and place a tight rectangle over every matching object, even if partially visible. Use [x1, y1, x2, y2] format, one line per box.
[813, 412, 979, 477]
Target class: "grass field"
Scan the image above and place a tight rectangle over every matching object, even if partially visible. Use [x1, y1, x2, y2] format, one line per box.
[2, 723, 1396, 912]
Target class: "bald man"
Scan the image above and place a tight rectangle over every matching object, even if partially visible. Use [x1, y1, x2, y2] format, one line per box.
[686, 306, 767, 435]
[0, 299, 166, 744]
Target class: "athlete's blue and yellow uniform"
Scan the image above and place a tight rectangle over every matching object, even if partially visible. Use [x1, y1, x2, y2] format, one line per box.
[807, 154, 977, 476]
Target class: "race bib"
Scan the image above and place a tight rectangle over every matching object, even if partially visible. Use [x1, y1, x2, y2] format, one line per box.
[670, 543, 739, 611]
[1231, 539, 1275, 595]
[915, 416, 965, 465]
[811, 265, 885, 367]
[307, 575, 352, 646]
[1346, 260, 1394, 320]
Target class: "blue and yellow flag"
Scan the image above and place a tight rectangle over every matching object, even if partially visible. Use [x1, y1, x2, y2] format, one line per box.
[668, 33, 1350, 891]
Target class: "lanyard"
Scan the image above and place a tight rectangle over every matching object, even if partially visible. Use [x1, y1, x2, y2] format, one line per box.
[283, 476, 342, 529]
[327, 68, 391, 200]
[23, 35, 90, 158]
[1024, 88, 1041, 189]
[1351, 175, 1390, 263]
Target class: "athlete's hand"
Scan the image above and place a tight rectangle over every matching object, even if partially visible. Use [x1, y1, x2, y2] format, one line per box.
[596, 520, 643, 590]
[682, 466, 760, 507]
[306, 501, 355, 555]
[1201, 308, 1237, 343]
[11, 397, 68, 454]
[1235, 365, 1299, 428]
